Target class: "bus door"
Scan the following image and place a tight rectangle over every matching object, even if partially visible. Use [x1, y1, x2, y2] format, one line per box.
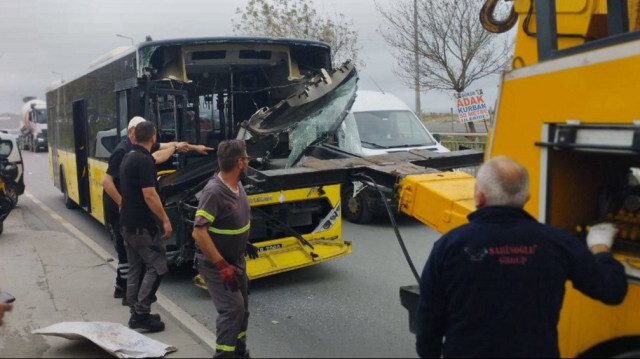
[72, 99, 90, 209]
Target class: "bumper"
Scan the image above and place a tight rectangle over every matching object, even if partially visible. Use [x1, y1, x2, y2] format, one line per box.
[181, 184, 352, 280]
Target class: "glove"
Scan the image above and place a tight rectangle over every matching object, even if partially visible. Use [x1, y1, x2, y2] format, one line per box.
[245, 243, 259, 260]
[586, 222, 617, 249]
[214, 259, 238, 291]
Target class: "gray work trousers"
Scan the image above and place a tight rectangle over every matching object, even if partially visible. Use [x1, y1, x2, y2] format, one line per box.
[123, 227, 168, 315]
[195, 253, 249, 358]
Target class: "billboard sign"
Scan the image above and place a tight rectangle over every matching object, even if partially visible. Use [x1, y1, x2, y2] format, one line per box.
[455, 89, 490, 124]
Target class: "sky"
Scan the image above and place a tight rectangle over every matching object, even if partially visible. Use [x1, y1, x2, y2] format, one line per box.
[0, 0, 503, 115]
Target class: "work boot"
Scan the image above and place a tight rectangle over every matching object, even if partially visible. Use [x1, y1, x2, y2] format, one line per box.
[113, 285, 126, 299]
[235, 350, 250, 358]
[128, 313, 165, 332]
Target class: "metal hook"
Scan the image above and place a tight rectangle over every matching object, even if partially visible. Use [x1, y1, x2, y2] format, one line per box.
[480, 0, 518, 34]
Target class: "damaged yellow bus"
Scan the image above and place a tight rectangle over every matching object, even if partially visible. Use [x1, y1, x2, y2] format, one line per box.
[46, 37, 355, 279]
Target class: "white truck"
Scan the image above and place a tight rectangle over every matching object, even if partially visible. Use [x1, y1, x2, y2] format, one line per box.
[19, 97, 47, 152]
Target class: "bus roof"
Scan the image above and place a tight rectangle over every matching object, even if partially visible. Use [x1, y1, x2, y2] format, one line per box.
[46, 36, 332, 93]
[138, 36, 331, 51]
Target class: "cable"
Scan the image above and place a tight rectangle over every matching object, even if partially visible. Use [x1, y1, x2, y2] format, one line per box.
[353, 173, 421, 283]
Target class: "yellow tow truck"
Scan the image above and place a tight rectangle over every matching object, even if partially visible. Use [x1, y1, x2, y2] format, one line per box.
[396, 0, 640, 356]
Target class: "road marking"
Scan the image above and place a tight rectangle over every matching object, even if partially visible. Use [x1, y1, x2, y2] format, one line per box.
[25, 191, 217, 352]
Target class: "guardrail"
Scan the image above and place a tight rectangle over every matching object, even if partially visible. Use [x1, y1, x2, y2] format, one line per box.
[434, 132, 488, 152]
[432, 132, 487, 176]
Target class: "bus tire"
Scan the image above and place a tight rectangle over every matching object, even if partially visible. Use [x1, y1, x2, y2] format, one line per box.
[341, 184, 373, 224]
[61, 171, 77, 210]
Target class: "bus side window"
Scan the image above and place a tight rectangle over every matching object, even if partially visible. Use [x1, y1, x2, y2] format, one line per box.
[183, 110, 197, 144]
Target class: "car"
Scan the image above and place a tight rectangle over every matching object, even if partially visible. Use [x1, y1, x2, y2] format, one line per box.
[341, 90, 450, 223]
[352, 90, 449, 155]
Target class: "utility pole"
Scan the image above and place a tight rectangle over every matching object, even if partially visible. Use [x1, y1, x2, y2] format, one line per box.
[414, 0, 421, 119]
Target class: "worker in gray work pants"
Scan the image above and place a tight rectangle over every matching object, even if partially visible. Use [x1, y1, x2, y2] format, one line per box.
[192, 140, 258, 358]
[196, 257, 250, 356]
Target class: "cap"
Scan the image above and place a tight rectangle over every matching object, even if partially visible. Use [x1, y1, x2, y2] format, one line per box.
[128, 116, 146, 130]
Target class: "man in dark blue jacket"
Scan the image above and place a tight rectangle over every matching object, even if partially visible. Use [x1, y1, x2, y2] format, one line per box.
[416, 156, 627, 358]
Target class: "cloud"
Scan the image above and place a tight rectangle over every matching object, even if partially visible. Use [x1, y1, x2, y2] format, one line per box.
[0, 0, 502, 115]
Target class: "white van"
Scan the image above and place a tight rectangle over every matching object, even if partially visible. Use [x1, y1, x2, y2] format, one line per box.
[341, 91, 449, 223]
[351, 90, 449, 155]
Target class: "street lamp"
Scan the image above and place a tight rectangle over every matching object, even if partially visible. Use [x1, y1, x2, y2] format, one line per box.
[116, 33, 134, 46]
[51, 71, 64, 83]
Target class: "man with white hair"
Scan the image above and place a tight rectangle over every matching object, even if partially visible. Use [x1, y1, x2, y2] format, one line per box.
[102, 116, 212, 304]
[415, 156, 628, 358]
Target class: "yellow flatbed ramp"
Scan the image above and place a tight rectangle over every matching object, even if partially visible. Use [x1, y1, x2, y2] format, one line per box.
[399, 171, 476, 234]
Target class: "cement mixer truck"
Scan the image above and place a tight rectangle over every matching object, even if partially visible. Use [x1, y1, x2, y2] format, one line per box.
[19, 96, 47, 152]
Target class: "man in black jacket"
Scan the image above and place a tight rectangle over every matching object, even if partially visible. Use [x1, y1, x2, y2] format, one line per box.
[416, 156, 627, 358]
[119, 121, 173, 332]
[102, 116, 211, 304]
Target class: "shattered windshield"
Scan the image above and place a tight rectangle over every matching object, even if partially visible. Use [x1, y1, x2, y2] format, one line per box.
[339, 112, 363, 155]
[354, 110, 436, 148]
[286, 75, 358, 168]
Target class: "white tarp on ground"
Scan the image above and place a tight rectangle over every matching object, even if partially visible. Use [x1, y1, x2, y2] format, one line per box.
[32, 321, 177, 358]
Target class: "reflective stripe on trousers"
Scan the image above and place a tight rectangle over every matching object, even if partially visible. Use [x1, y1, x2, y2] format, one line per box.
[196, 253, 249, 358]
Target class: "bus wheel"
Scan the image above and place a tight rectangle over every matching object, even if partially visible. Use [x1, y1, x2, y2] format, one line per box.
[61, 173, 77, 209]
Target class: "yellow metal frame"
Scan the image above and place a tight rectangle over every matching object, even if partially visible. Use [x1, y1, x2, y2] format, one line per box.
[489, 10, 640, 355]
[399, 172, 476, 234]
[558, 254, 640, 357]
[510, 0, 612, 68]
[398, 2, 640, 354]
[242, 184, 350, 280]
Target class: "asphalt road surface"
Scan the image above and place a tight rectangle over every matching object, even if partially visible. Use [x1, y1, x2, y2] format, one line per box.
[19, 150, 442, 358]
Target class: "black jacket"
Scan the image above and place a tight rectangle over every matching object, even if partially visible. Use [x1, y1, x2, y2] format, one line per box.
[416, 206, 627, 358]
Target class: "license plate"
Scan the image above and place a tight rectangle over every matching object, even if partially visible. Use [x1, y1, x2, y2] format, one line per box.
[258, 244, 283, 252]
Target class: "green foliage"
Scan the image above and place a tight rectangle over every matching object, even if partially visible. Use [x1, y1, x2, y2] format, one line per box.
[233, 0, 361, 67]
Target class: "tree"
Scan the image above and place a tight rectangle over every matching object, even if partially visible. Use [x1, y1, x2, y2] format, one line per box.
[233, 0, 361, 67]
[378, 0, 512, 131]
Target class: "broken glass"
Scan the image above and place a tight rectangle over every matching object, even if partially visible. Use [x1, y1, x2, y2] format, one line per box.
[286, 75, 358, 168]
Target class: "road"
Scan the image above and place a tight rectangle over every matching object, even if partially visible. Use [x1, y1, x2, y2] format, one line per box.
[19, 150, 442, 358]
